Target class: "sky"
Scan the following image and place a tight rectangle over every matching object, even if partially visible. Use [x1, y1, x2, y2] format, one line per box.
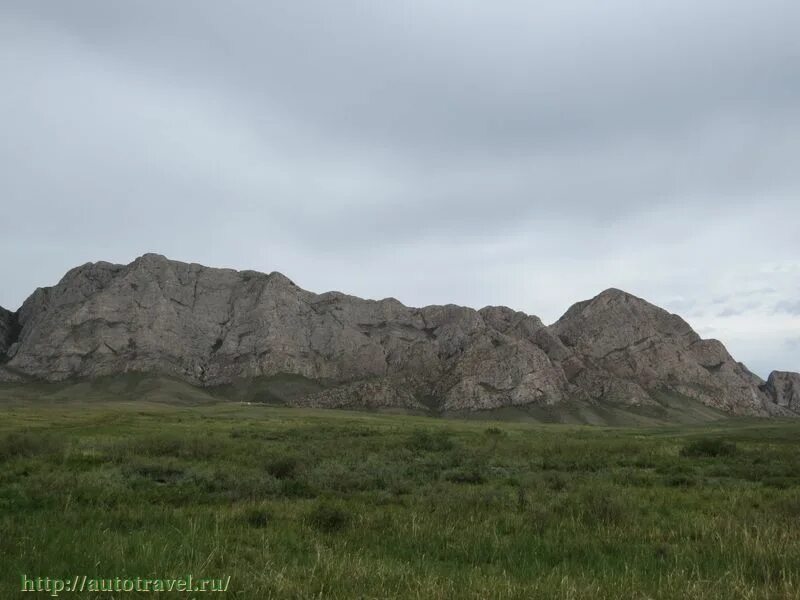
[0, 1, 798, 378]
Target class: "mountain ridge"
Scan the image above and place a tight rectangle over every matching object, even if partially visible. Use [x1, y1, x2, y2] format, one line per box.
[0, 253, 796, 419]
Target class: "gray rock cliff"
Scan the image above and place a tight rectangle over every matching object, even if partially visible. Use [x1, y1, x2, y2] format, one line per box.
[764, 371, 800, 412]
[1, 255, 796, 417]
[549, 289, 782, 416]
[3, 255, 568, 411]
[0, 306, 17, 357]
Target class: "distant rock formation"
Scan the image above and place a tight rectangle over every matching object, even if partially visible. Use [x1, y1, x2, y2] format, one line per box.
[0, 306, 17, 357]
[0, 254, 796, 417]
[550, 289, 782, 416]
[764, 371, 800, 413]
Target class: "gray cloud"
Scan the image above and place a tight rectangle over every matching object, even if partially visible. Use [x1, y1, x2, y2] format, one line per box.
[1, 1, 799, 376]
[718, 307, 745, 318]
[775, 301, 800, 315]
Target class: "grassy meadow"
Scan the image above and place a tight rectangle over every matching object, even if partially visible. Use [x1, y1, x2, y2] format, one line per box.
[1, 387, 799, 598]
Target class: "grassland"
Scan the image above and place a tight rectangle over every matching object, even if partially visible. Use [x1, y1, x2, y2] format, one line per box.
[1, 389, 799, 598]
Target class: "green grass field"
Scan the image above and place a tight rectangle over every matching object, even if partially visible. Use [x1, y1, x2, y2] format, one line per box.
[1, 388, 799, 598]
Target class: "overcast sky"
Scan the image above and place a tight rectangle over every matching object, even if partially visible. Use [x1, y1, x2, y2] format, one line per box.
[1, 1, 798, 377]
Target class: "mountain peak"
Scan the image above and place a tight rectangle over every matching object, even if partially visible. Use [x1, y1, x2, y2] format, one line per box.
[137, 252, 169, 262]
[596, 287, 630, 298]
[591, 288, 658, 308]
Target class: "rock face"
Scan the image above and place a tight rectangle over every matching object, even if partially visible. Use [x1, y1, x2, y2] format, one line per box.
[1, 255, 568, 411]
[0, 306, 17, 357]
[0, 254, 797, 417]
[764, 371, 800, 412]
[550, 289, 780, 416]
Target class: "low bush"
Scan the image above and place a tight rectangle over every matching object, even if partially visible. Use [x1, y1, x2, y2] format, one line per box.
[542, 472, 568, 492]
[109, 434, 220, 461]
[680, 438, 737, 458]
[279, 479, 317, 498]
[564, 489, 625, 526]
[406, 430, 454, 452]
[266, 456, 299, 480]
[307, 502, 351, 533]
[444, 466, 486, 485]
[762, 477, 793, 489]
[243, 507, 272, 528]
[663, 474, 697, 488]
[0, 432, 66, 461]
[125, 462, 184, 484]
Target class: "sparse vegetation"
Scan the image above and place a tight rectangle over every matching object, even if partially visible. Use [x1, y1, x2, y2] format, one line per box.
[0, 398, 799, 598]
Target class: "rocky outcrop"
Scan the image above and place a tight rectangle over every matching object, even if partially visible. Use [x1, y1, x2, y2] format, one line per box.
[764, 371, 800, 412]
[549, 289, 782, 416]
[0, 254, 796, 418]
[1, 254, 569, 411]
[292, 379, 426, 411]
[0, 306, 18, 358]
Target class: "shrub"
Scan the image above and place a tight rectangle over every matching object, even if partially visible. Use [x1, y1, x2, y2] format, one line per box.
[406, 430, 454, 452]
[528, 506, 551, 534]
[654, 544, 670, 561]
[543, 472, 568, 492]
[266, 456, 299, 480]
[516, 484, 527, 512]
[484, 426, 505, 452]
[612, 469, 655, 487]
[570, 489, 625, 526]
[279, 479, 317, 498]
[0, 432, 66, 461]
[307, 503, 350, 533]
[125, 462, 184, 484]
[308, 459, 394, 493]
[775, 497, 800, 519]
[390, 481, 412, 496]
[664, 474, 697, 488]
[187, 466, 281, 500]
[680, 438, 737, 458]
[243, 507, 271, 528]
[444, 466, 486, 485]
[109, 434, 219, 461]
[762, 477, 793, 489]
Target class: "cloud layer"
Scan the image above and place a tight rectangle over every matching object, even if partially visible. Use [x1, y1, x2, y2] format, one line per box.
[1, 1, 798, 376]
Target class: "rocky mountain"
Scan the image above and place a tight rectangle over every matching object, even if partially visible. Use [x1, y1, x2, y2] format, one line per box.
[0, 254, 796, 419]
[550, 289, 782, 416]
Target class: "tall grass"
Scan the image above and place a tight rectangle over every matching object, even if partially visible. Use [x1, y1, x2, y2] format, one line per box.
[0, 402, 798, 598]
